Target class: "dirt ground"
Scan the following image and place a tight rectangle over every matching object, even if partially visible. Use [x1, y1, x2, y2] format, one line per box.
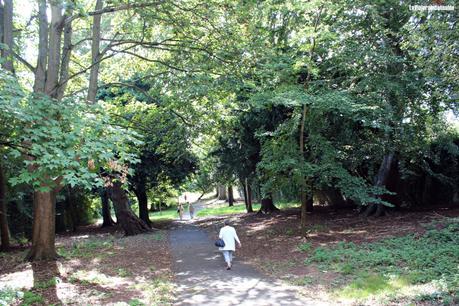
[194, 205, 459, 303]
[2, 204, 458, 305]
[0, 222, 174, 305]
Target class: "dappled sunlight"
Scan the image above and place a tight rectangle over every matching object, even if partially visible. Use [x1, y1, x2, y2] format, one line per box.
[174, 270, 329, 306]
[70, 269, 129, 287]
[335, 273, 453, 304]
[330, 229, 368, 235]
[170, 224, 326, 305]
[0, 268, 34, 291]
[203, 254, 220, 260]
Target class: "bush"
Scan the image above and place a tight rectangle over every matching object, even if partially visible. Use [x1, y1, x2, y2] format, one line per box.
[305, 218, 459, 291]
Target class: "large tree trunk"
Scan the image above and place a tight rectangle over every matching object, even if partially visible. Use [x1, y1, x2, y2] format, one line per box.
[134, 182, 152, 227]
[315, 187, 348, 208]
[227, 186, 234, 207]
[26, 0, 66, 262]
[258, 195, 279, 214]
[364, 152, 395, 217]
[240, 179, 248, 210]
[217, 185, 227, 200]
[1, 0, 14, 72]
[0, 164, 10, 251]
[27, 191, 57, 261]
[0, 1, 13, 251]
[306, 182, 314, 213]
[246, 180, 253, 213]
[44, 2, 64, 98]
[100, 188, 115, 227]
[87, 0, 103, 103]
[65, 187, 78, 232]
[0, 2, 4, 57]
[33, 0, 48, 93]
[57, 8, 73, 100]
[306, 195, 313, 213]
[107, 181, 150, 236]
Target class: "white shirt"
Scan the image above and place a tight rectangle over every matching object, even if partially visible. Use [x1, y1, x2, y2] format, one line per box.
[218, 225, 240, 251]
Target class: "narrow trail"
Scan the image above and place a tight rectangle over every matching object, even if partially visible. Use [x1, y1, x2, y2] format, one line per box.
[169, 207, 319, 306]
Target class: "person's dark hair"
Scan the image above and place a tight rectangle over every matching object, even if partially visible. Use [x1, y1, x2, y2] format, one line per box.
[224, 220, 230, 226]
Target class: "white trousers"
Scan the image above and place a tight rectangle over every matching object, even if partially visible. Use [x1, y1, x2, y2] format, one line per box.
[222, 250, 233, 264]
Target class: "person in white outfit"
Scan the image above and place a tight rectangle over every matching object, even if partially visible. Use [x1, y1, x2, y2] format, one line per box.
[219, 220, 241, 270]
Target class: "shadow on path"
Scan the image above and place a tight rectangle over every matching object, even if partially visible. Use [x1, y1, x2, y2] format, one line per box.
[170, 223, 320, 306]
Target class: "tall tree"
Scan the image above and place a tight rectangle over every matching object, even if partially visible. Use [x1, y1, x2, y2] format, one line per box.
[0, 0, 13, 251]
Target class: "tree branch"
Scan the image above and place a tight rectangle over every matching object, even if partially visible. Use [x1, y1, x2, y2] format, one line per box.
[117, 49, 204, 73]
[65, 1, 166, 25]
[11, 51, 35, 72]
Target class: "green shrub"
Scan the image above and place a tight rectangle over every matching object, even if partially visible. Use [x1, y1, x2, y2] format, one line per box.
[305, 218, 459, 293]
[297, 242, 312, 252]
[0, 287, 18, 306]
[21, 291, 44, 306]
[128, 299, 145, 306]
[33, 277, 59, 289]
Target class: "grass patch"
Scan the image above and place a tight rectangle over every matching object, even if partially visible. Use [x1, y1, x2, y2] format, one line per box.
[337, 273, 410, 299]
[20, 291, 44, 306]
[33, 277, 60, 289]
[152, 231, 165, 241]
[305, 224, 328, 233]
[197, 202, 299, 217]
[117, 268, 132, 277]
[303, 218, 459, 302]
[0, 287, 19, 305]
[297, 242, 312, 252]
[130, 275, 174, 305]
[291, 276, 314, 286]
[415, 291, 459, 305]
[259, 259, 296, 275]
[69, 270, 112, 286]
[149, 205, 178, 221]
[57, 238, 114, 259]
[128, 299, 145, 306]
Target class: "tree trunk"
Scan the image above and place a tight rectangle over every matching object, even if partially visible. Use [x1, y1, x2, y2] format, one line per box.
[100, 188, 115, 227]
[0, 163, 10, 251]
[300, 191, 307, 228]
[57, 8, 73, 100]
[0, 1, 13, 251]
[316, 187, 348, 208]
[306, 195, 314, 213]
[299, 103, 308, 229]
[227, 186, 234, 207]
[246, 180, 253, 213]
[107, 181, 150, 236]
[87, 0, 103, 103]
[65, 187, 78, 232]
[1, 0, 14, 72]
[240, 179, 248, 209]
[25, 0, 60, 262]
[258, 195, 279, 214]
[217, 185, 227, 200]
[0, 2, 3, 53]
[33, 0, 48, 93]
[134, 184, 152, 227]
[364, 152, 395, 217]
[44, 2, 64, 98]
[27, 191, 57, 261]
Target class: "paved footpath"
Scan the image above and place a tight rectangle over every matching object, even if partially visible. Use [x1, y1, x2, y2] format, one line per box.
[169, 222, 323, 306]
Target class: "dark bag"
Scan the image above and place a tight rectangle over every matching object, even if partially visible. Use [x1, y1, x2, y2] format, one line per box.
[215, 238, 225, 247]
